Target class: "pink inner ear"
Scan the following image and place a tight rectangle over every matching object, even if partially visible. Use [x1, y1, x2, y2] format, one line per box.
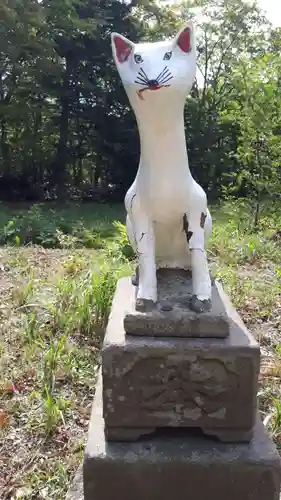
[177, 28, 191, 53]
[113, 36, 132, 63]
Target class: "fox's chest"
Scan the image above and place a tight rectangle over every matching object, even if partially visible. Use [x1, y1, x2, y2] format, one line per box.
[139, 172, 192, 222]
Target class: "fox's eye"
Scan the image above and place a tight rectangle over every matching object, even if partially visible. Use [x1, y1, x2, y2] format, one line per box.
[134, 54, 143, 63]
[164, 51, 172, 60]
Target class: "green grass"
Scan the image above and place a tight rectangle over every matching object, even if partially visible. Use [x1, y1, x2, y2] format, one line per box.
[209, 199, 281, 447]
[207, 200, 280, 316]
[0, 202, 125, 247]
[0, 198, 281, 498]
[0, 203, 131, 498]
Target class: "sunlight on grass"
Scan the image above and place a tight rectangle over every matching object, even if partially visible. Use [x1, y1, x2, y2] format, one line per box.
[1, 198, 281, 496]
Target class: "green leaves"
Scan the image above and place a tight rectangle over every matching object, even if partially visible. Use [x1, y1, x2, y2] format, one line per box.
[226, 53, 281, 207]
[0, 0, 280, 206]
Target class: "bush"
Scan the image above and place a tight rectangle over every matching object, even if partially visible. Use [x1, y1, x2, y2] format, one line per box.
[0, 204, 116, 249]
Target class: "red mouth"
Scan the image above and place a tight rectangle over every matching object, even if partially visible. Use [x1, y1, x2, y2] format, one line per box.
[137, 85, 171, 101]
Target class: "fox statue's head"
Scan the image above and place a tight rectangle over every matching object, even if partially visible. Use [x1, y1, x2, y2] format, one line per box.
[111, 22, 196, 110]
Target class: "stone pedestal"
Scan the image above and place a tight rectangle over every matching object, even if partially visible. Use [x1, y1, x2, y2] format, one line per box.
[84, 375, 281, 500]
[83, 277, 281, 500]
[103, 278, 260, 442]
[124, 270, 230, 337]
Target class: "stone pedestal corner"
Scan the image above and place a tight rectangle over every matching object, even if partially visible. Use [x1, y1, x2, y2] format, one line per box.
[102, 278, 260, 442]
[83, 373, 281, 500]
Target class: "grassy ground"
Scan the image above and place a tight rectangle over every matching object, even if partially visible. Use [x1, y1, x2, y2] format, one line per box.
[0, 200, 281, 499]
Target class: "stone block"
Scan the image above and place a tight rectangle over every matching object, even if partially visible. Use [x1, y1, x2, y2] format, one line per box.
[102, 278, 260, 442]
[65, 466, 83, 500]
[124, 269, 229, 338]
[83, 375, 281, 500]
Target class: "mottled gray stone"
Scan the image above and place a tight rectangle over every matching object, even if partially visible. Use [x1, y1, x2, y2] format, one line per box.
[83, 376, 281, 500]
[65, 466, 83, 500]
[103, 278, 260, 442]
[124, 270, 229, 337]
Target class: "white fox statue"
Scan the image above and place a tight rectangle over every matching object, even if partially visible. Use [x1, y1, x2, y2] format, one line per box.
[111, 22, 212, 313]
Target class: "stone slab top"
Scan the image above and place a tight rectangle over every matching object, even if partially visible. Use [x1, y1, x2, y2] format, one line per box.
[103, 277, 259, 353]
[124, 270, 230, 338]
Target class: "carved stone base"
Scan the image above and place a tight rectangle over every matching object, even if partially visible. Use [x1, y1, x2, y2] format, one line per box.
[104, 424, 255, 443]
[105, 426, 156, 441]
[124, 270, 230, 337]
[84, 377, 281, 500]
[203, 426, 254, 443]
[105, 425, 254, 443]
[103, 278, 260, 442]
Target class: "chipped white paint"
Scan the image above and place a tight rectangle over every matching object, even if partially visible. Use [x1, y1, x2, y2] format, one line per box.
[111, 22, 211, 309]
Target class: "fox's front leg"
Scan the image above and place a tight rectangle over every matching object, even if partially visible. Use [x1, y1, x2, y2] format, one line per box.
[126, 192, 157, 311]
[184, 190, 212, 313]
[135, 219, 157, 311]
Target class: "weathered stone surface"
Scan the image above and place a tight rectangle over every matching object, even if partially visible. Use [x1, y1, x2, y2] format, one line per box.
[103, 278, 260, 442]
[65, 466, 83, 500]
[124, 270, 230, 337]
[84, 376, 281, 500]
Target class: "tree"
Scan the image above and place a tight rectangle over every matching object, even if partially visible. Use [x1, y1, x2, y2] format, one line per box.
[0, 0, 56, 198]
[221, 54, 281, 227]
[172, 0, 271, 196]
[0, 0, 279, 205]
[0, 0, 155, 200]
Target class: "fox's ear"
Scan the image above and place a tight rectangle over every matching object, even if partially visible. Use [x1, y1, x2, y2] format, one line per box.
[111, 32, 134, 64]
[173, 22, 194, 53]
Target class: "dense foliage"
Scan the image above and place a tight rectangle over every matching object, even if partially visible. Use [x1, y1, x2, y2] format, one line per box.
[0, 0, 280, 206]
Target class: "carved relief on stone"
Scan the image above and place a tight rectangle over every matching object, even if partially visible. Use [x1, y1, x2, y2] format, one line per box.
[103, 349, 258, 432]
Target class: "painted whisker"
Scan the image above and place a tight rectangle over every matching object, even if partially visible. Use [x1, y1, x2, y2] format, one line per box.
[156, 66, 168, 82]
[158, 76, 172, 85]
[139, 67, 149, 80]
[158, 71, 172, 83]
[135, 80, 148, 86]
[136, 71, 148, 82]
[159, 75, 173, 85]
[135, 76, 148, 85]
[157, 70, 170, 83]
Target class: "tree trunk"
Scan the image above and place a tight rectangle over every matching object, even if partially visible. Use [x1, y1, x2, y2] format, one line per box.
[254, 192, 261, 231]
[0, 118, 10, 171]
[33, 96, 44, 199]
[53, 58, 71, 200]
